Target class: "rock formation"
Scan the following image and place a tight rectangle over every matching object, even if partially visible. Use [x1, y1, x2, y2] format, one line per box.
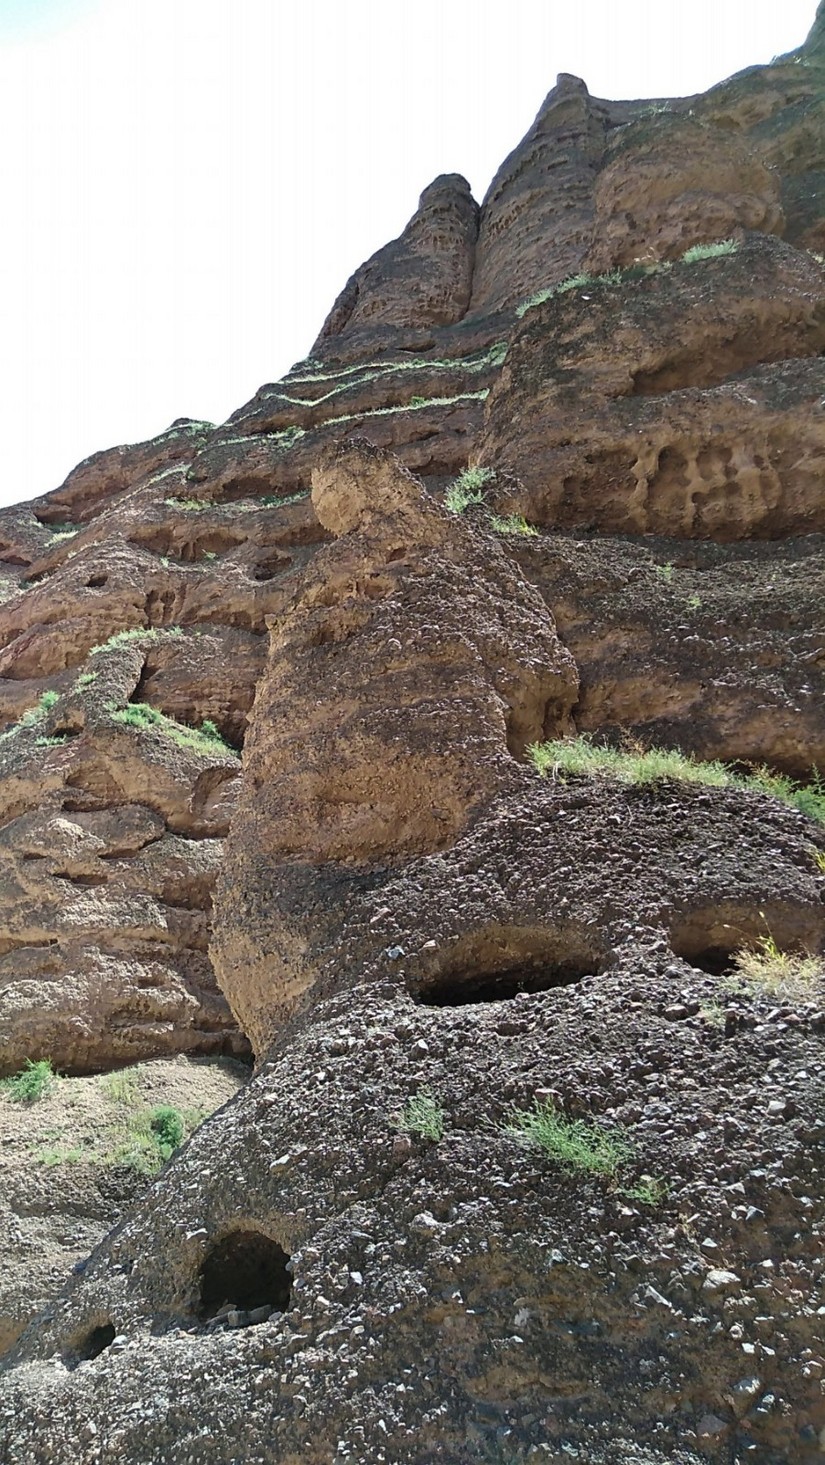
[1, 7, 825, 1464]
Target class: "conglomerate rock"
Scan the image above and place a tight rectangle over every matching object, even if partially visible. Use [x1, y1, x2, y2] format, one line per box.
[1, 10, 825, 1465]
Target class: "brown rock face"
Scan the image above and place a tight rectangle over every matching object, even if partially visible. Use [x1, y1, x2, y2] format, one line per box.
[479, 235, 825, 539]
[468, 75, 631, 316]
[312, 174, 479, 351]
[2, 15, 825, 1465]
[212, 439, 577, 1054]
[585, 115, 784, 272]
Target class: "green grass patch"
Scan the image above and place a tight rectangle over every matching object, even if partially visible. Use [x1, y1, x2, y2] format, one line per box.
[90, 626, 183, 655]
[528, 736, 825, 826]
[164, 497, 210, 511]
[106, 1103, 188, 1175]
[101, 1068, 141, 1107]
[507, 1098, 631, 1178]
[681, 239, 738, 262]
[34, 1145, 85, 1166]
[110, 702, 238, 758]
[0, 691, 61, 746]
[2, 1058, 56, 1103]
[515, 241, 737, 319]
[393, 1091, 444, 1142]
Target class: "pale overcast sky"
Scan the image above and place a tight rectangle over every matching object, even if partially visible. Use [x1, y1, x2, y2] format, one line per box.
[0, 0, 816, 506]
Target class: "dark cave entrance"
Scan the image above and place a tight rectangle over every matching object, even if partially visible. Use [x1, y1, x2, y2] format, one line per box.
[75, 1321, 116, 1363]
[676, 945, 738, 977]
[411, 925, 604, 1008]
[416, 957, 598, 1007]
[198, 1229, 292, 1320]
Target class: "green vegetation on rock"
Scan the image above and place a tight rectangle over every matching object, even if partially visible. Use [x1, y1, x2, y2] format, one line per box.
[506, 1097, 631, 1177]
[393, 1091, 444, 1142]
[529, 736, 825, 825]
[2, 1059, 56, 1104]
[111, 702, 238, 758]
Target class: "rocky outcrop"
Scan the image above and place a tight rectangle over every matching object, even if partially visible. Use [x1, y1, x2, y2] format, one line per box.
[212, 439, 577, 1055]
[478, 235, 825, 539]
[312, 174, 479, 352]
[0, 1055, 245, 1354]
[1, 11, 825, 1465]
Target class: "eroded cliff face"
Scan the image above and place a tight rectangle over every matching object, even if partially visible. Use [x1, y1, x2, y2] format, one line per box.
[1, 8, 825, 1464]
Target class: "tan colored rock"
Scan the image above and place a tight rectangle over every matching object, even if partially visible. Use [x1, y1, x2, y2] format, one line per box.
[212, 439, 577, 1054]
[0, 636, 245, 1076]
[0, 1055, 246, 1353]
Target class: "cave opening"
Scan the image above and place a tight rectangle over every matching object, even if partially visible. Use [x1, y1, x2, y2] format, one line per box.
[411, 926, 604, 1008]
[198, 1229, 292, 1320]
[76, 1322, 116, 1362]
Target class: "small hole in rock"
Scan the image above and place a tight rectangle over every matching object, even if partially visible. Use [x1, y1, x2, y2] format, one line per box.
[681, 946, 737, 977]
[86, 574, 108, 588]
[199, 1229, 292, 1322]
[78, 1322, 116, 1360]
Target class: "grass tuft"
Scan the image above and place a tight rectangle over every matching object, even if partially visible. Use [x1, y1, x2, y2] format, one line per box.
[507, 1098, 631, 1178]
[490, 513, 539, 537]
[445, 466, 494, 514]
[732, 936, 822, 1004]
[681, 239, 738, 262]
[110, 702, 238, 758]
[394, 1091, 445, 1142]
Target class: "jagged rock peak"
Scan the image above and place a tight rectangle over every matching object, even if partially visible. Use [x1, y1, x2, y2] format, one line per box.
[311, 171, 478, 354]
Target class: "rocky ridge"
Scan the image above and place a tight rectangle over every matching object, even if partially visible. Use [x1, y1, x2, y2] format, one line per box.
[0, 6, 825, 1463]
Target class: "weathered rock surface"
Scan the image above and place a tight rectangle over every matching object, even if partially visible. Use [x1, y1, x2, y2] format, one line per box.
[212, 440, 577, 1055]
[313, 174, 479, 350]
[478, 235, 825, 540]
[1, 11, 825, 1465]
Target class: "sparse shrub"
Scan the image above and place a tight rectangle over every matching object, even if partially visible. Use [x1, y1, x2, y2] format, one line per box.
[2, 1058, 56, 1103]
[655, 562, 675, 583]
[528, 736, 825, 826]
[107, 1102, 187, 1174]
[150, 1105, 185, 1154]
[507, 1098, 631, 1178]
[686, 593, 702, 611]
[681, 239, 738, 262]
[394, 1091, 444, 1142]
[622, 1175, 670, 1206]
[74, 670, 97, 690]
[101, 1068, 141, 1107]
[445, 466, 494, 514]
[813, 848, 825, 874]
[164, 497, 210, 511]
[732, 935, 822, 1003]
